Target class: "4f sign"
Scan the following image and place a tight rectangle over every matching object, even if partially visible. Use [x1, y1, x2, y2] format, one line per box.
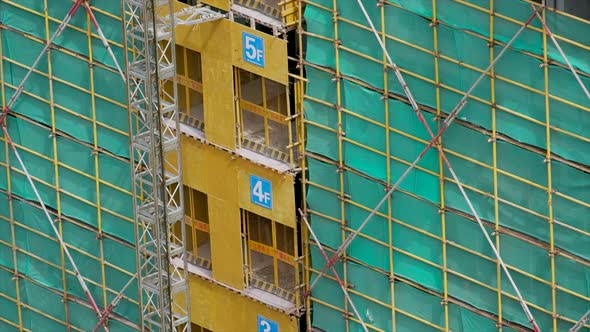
[258, 315, 279, 332]
[250, 175, 272, 209]
[243, 32, 265, 67]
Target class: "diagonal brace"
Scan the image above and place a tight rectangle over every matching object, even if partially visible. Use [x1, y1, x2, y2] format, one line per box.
[298, 209, 369, 332]
[530, 3, 590, 101]
[2, 126, 108, 331]
[3, 0, 85, 113]
[309, 6, 538, 293]
[91, 273, 138, 332]
[570, 308, 590, 332]
[83, 2, 127, 83]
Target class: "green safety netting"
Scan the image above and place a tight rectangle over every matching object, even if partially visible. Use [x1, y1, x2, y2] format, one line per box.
[304, 0, 590, 331]
[0, 0, 139, 330]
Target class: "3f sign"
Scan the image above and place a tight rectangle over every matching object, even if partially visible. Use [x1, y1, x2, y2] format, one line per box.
[258, 315, 279, 332]
[243, 32, 265, 67]
[260, 320, 271, 332]
[250, 175, 272, 209]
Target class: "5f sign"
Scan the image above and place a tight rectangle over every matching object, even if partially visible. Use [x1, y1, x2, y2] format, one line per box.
[243, 32, 265, 67]
[250, 175, 272, 209]
[258, 315, 279, 332]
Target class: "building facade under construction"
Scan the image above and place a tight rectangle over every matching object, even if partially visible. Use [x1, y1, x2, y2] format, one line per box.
[0, 0, 588, 332]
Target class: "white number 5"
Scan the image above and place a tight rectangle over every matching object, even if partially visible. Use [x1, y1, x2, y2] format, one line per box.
[244, 35, 257, 60]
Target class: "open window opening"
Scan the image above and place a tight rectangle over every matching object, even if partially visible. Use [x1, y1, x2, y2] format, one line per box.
[176, 45, 205, 132]
[191, 322, 213, 332]
[241, 209, 298, 303]
[173, 185, 212, 270]
[235, 68, 298, 166]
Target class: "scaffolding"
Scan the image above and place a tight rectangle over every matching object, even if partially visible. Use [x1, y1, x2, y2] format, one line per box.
[0, 0, 139, 331]
[0, 0, 224, 331]
[301, 0, 590, 331]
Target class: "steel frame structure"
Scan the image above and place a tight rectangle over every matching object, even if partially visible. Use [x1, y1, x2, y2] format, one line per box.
[301, 0, 590, 331]
[124, 0, 224, 331]
[124, 0, 190, 330]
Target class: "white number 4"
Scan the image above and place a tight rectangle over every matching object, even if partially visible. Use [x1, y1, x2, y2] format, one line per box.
[252, 180, 267, 203]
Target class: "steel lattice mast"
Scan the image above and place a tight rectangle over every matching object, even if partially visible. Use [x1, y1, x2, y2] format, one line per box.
[124, 0, 191, 331]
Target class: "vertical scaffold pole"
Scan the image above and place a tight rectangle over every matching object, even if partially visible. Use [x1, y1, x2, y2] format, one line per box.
[124, 0, 191, 331]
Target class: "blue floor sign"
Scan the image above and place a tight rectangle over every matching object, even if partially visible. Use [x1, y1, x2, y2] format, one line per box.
[250, 174, 273, 209]
[258, 315, 279, 332]
[243, 32, 265, 67]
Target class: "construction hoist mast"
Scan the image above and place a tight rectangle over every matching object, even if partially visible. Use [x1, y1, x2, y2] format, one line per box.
[124, 0, 187, 330]
[124, 0, 223, 331]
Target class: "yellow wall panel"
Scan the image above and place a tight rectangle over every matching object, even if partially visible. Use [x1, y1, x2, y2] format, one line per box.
[180, 136, 297, 287]
[180, 138, 207, 192]
[208, 196, 243, 289]
[176, 19, 237, 150]
[174, 5, 289, 85]
[202, 54, 236, 149]
[181, 136, 297, 228]
[188, 275, 299, 332]
[173, 1, 290, 150]
[230, 23, 288, 85]
[204, 147, 238, 203]
[237, 168, 296, 228]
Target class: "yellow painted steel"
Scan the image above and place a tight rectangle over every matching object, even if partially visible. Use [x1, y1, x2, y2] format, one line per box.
[230, 24, 289, 83]
[45, 1, 72, 323]
[169, 3, 308, 326]
[0, 24, 24, 331]
[539, 6, 559, 332]
[180, 135, 298, 293]
[174, 274, 299, 332]
[200, 0, 231, 11]
[431, 0, 450, 330]
[173, 3, 289, 84]
[326, 0, 353, 329]
[379, 2, 397, 331]
[487, 1, 505, 329]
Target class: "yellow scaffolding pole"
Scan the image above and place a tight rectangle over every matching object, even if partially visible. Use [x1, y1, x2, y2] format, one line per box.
[431, 0, 451, 329]
[379, 2, 397, 331]
[0, 21, 24, 331]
